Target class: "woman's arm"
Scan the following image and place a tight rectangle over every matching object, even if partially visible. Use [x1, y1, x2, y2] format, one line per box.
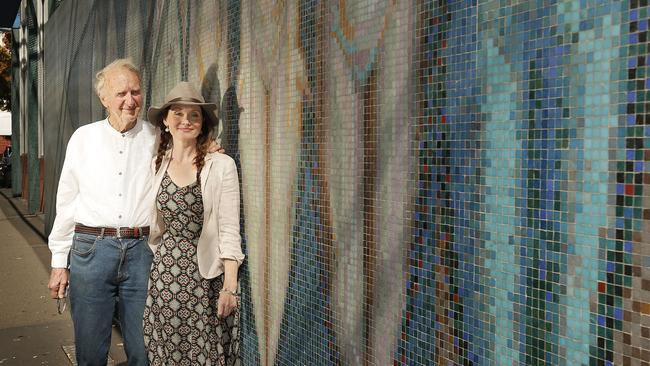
[221, 259, 239, 292]
[217, 157, 244, 265]
[216, 157, 244, 318]
[217, 259, 239, 318]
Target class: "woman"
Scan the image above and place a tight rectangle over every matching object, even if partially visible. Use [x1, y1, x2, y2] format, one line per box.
[143, 81, 244, 365]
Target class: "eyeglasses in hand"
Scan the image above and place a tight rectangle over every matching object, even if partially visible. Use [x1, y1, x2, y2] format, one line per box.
[56, 286, 69, 315]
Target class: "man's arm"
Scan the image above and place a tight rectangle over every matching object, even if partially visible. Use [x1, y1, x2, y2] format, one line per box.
[47, 135, 80, 298]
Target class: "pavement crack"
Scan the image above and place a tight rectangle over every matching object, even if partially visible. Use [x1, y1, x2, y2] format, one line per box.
[0, 217, 21, 222]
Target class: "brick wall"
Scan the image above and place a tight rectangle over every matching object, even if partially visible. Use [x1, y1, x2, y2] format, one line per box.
[0, 136, 10, 156]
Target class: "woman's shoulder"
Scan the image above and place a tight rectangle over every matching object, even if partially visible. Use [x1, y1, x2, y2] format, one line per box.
[205, 151, 234, 163]
[205, 152, 237, 172]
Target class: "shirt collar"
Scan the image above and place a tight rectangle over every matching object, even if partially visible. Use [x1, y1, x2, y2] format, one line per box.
[102, 118, 143, 137]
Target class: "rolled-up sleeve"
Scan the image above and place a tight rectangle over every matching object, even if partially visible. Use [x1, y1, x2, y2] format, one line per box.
[48, 135, 79, 268]
[217, 158, 244, 265]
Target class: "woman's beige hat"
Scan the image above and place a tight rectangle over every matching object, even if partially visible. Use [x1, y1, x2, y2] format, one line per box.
[147, 81, 219, 129]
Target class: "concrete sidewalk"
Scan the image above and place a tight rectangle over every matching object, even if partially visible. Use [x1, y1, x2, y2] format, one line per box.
[0, 189, 126, 365]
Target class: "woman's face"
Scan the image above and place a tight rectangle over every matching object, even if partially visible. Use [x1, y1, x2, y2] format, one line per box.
[163, 104, 203, 143]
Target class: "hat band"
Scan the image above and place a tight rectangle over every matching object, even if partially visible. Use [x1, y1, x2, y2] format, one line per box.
[168, 96, 204, 104]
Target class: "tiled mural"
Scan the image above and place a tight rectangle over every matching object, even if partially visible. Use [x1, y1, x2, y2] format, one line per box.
[42, 0, 649, 365]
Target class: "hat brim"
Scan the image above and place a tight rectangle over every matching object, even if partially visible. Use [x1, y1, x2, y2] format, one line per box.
[147, 100, 219, 131]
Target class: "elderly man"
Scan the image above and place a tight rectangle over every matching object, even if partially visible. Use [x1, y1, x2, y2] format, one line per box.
[47, 59, 210, 365]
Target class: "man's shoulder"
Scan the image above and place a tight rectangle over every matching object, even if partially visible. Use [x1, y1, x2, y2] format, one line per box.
[140, 119, 158, 132]
[138, 120, 159, 140]
[69, 120, 106, 141]
[73, 119, 156, 137]
[76, 119, 105, 131]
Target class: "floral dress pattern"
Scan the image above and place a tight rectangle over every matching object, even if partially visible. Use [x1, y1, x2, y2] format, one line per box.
[143, 172, 240, 366]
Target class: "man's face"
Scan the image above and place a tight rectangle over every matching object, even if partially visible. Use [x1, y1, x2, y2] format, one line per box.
[100, 68, 142, 126]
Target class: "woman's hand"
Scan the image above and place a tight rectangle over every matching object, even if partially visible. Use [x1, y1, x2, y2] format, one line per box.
[217, 289, 238, 318]
[218, 260, 239, 318]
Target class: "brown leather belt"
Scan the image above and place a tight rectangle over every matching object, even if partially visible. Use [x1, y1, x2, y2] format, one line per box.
[74, 224, 150, 238]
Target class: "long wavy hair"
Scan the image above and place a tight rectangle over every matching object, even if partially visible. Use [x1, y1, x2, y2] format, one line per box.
[154, 106, 215, 180]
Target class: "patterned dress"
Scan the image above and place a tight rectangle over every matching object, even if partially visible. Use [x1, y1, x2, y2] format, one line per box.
[143, 172, 240, 365]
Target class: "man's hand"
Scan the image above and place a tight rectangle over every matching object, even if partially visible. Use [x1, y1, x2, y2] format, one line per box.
[207, 139, 225, 154]
[48, 268, 69, 299]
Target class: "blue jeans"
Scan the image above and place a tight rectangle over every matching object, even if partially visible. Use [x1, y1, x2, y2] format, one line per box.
[69, 233, 153, 366]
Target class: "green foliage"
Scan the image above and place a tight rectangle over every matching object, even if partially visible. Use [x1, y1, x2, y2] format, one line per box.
[1, 32, 9, 50]
[0, 32, 10, 111]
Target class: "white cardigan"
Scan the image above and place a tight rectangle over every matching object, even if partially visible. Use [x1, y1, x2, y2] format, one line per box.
[148, 151, 244, 279]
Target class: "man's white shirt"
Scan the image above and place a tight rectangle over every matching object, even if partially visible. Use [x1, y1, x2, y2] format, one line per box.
[48, 119, 158, 268]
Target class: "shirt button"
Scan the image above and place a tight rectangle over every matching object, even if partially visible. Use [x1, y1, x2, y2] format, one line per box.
[118, 172, 123, 175]
[119, 151, 123, 154]
[121, 134, 125, 137]
[118, 215, 122, 219]
[118, 193, 122, 197]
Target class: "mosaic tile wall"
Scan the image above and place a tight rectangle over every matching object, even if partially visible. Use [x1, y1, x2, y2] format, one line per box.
[42, 0, 650, 365]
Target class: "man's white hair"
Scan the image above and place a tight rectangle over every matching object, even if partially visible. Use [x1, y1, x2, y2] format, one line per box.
[94, 58, 141, 98]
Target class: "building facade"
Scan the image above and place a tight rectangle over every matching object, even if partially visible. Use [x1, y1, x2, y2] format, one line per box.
[11, 1, 650, 365]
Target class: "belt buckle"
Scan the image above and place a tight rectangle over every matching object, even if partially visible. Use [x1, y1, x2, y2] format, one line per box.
[116, 227, 122, 239]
